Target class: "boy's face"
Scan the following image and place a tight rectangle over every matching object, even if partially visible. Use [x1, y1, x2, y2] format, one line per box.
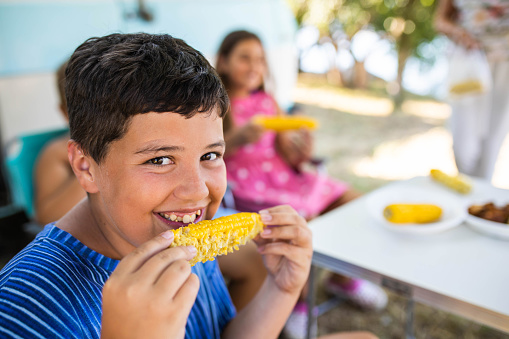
[89, 111, 226, 251]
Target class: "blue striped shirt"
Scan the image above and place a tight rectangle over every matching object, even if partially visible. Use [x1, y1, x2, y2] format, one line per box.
[0, 224, 236, 338]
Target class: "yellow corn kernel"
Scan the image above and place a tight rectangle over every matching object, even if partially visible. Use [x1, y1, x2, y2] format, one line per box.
[449, 79, 484, 95]
[253, 115, 319, 131]
[170, 212, 265, 266]
[430, 169, 472, 194]
[383, 204, 442, 224]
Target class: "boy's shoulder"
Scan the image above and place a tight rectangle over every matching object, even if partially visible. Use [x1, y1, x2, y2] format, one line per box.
[0, 225, 107, 338]
[0, 225, 113, 291]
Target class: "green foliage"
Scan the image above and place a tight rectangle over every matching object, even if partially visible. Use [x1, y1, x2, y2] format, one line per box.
[359, 0, 438, 61]
[287, 0, 439, 62]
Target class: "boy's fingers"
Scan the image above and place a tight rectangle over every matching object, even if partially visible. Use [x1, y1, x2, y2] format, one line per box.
[172, 273, 200, 313]
[135, 246, 196, 280]
[259, 204, 294, 214]
[153, 258, 195, 297]
[259, 209, 306, 227]
[116, 231, 175, 274]
[258, 242, 311, 266]
[260, 224, 311, 244]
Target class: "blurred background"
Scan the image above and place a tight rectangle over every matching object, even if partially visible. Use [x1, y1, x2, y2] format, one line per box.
[0, 0, 508, 338]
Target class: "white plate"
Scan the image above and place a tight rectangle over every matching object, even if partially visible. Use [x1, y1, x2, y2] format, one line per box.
[366, 185, 467, 235]
[465, 197, 509, 240]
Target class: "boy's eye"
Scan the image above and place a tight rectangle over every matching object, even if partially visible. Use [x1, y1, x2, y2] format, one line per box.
[201, 152, 220, 161]
[146, 157, 172, 165]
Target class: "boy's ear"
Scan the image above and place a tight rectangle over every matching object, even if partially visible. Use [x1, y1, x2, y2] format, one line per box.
[67, 140, 99, 193]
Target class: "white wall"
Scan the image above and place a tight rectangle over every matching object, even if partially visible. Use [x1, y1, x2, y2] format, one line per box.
[0, 0, 297, 144]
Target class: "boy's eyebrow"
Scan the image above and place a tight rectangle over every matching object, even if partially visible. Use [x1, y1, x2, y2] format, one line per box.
[135, 145, 183, 155]
[134, 141, 225, 155]
[206, 141, 226, 149]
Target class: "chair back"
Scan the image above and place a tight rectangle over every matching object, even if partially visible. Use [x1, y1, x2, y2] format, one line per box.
[4, 127, 69, 218]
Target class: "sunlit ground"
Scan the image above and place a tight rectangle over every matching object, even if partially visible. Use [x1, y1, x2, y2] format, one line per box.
[294, 79, 509, 189]
[352, 127, 457, 180]
[293, 83, 394, 117]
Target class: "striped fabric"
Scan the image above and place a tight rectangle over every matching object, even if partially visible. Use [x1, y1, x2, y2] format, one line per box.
[0, 224, 236, 338]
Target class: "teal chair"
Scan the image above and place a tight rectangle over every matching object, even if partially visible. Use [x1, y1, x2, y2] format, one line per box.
[4, 127, 69, 219]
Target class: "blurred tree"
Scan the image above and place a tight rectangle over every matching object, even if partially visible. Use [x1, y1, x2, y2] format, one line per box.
[288, 0, 438, 99]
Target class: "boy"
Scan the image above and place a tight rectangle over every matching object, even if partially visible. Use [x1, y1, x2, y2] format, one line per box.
[34, 60, 266, 312]
[0, 33, 313, 338]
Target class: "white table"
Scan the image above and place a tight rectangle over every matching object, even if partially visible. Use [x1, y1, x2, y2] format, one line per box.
[306, 176, 509, 338]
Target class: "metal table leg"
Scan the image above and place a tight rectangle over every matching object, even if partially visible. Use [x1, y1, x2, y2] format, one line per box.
[406, 298, 415, 339]
[306, 264, 316, 339]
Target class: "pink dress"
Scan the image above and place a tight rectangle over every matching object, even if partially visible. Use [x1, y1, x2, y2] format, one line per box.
[225, 91, 348, 219]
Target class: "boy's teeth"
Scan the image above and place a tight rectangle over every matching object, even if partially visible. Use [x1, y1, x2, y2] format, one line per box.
[160, 211, 200, 223]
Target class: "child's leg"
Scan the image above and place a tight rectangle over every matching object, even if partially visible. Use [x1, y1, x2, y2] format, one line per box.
[217, 241, 267, 311]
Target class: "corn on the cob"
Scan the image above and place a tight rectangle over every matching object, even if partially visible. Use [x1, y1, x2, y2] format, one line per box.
[383, 204, 442, 224]
[430, 169, 472, 194]
[449, 79, 484, 95]
[253, 115, 319, 131]
[170, 213, 265, 266]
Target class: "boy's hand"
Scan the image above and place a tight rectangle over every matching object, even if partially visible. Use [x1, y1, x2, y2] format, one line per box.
[255, 205, 312, 295]
[101, 232, 199, 339]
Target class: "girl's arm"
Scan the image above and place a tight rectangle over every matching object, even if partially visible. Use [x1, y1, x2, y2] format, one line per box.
[221, 206, 312, 339]
[224, 121, 265, 157]
[274, 103, 313, 170]
[434, 0, 480, 49]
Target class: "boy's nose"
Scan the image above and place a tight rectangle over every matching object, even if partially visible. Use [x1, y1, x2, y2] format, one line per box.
[174, 167, 209, 202]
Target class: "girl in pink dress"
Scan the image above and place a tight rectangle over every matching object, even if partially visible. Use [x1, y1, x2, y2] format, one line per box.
[216, 30, 387, 339]
[217, 32, 354, 220]
[224, 90, 349, 218]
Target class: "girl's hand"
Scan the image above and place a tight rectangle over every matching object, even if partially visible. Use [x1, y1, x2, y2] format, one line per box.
[450, 27, 480, 50]
[255, 205, 312, 295]
[239, 121, 265, 145]
[101, 232, 199, 339]
[276, 129, 313, 169]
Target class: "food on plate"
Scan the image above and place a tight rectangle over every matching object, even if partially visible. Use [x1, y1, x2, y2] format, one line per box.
[449, 79, 484, 95]
[383, 204, 443, 224]
[170, 212, 265, 266]
[430, 169, 472, 194]
[468, 202, 509, 224]
[253, 115, 319, 131]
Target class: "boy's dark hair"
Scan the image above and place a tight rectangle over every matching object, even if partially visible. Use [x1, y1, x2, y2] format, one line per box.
[56, 60, 68, 113]
[65, 33, 229, 163]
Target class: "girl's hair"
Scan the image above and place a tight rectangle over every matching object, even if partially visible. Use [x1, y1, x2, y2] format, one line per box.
[216, 30, 267, 132]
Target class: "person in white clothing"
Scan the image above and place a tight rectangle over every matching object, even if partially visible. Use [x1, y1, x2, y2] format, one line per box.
[435, 0, 509, 181]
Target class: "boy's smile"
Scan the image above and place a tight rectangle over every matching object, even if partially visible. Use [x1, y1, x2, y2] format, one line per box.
[65, 110, 226, 259]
